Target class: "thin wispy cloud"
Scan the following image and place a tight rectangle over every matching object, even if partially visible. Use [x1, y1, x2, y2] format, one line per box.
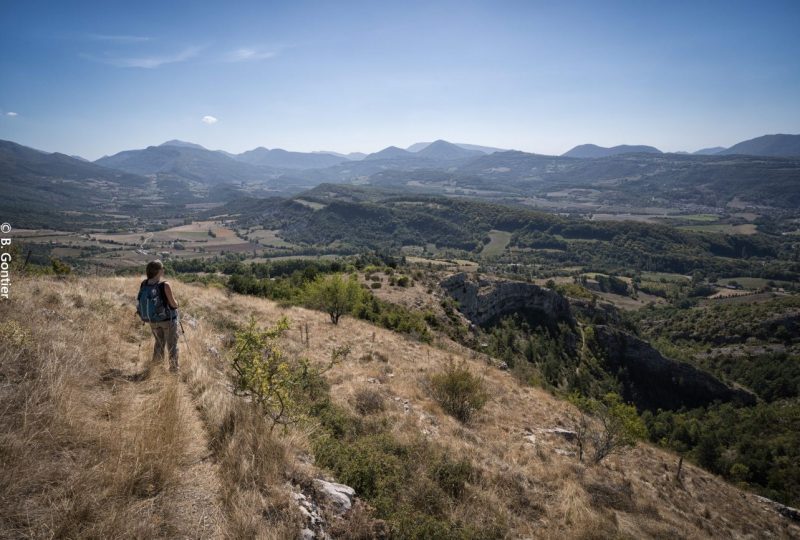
[85, 33, 153, 43]
[226, 47, 278, 62]
[82, 46, 203, 69]
[6, 112, 18, 117]
[201, 115, 218, 125]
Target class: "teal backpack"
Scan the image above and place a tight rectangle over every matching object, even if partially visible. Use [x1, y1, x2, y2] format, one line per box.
[136, 280, 176, 322]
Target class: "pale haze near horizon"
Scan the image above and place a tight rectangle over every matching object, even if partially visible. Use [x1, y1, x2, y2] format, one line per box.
[0, 0, 798, 160]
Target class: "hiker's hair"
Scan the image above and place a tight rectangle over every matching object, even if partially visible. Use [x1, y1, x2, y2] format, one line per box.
[145, 260, 164, 280]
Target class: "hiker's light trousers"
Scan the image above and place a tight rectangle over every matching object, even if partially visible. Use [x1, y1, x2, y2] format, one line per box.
[149, 319, 179, 371]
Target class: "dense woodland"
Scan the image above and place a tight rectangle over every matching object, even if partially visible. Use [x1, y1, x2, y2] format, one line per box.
[215, 188, 800, 281]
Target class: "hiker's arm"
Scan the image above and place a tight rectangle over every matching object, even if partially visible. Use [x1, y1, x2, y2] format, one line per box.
[163, 282, 179, 309]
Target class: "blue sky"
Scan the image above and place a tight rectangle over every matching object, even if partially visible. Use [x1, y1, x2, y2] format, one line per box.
[0, 0, 798, 159]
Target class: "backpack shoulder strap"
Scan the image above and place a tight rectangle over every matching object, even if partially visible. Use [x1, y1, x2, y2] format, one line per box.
[157, 282, 175, 316]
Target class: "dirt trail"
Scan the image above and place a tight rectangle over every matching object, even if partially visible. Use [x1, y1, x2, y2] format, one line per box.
[121, 327, 227, 538]
[162, 378, 225, 536]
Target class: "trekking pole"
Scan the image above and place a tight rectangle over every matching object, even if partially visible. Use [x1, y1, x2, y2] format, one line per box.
[134, 311, 144, 364]
[178, 312, 191, 351]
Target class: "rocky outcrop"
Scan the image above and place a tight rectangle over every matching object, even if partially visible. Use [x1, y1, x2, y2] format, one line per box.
[439, 272, 755, 412]
[293, 478, 384, 540]
[593, 326, 757, 410]
[440, 273, 573, 328]
[756, 495, 800, 523]
[313, 479, 355, 515]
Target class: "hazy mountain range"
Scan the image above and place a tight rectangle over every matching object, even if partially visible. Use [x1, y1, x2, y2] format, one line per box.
[88, 133, 800, 169]
[3, 132, 800, 229]
[561, 134, 800, 158]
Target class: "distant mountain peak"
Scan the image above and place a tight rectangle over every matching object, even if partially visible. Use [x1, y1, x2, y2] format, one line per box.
[562, 144, 662, 158]
[364, 146, 415, 160]
[693, 146, 726, 155]
[416, 140, 483, 160]
[313, 150, 367, 161]
[160, 139, 207, 150]
[234, 146, 347, 169]
[407, 140, 506, 154]
[718, 134, 800, 157]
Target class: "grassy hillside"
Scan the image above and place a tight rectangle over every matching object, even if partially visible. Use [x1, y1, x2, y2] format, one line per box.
[1, 276, 798, 538]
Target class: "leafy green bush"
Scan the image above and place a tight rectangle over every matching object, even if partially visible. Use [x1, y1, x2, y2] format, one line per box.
[570, 392, 647, 464]
[429, 454, 473, 498]
[230, 317, 330, 432]
[353, 295, 432, 342]
[429, 361, 488, 423]
[305, 273, 364, 324]
[50, 257, 71, 275]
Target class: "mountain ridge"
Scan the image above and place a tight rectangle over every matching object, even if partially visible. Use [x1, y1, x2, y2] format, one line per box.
[407, 140, 506, 154]
[88, 132, 800, 165]
[563, 143, 662, 158]
[415, 139, 484, 160]
[234, 146, 347, 169]
[94, 144, 278, 184]
[718, 134, 800, 157]
[363, 145, 416, 160]
[693, 146, 726, 155]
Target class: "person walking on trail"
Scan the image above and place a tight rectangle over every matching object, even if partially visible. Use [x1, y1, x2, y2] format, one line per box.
[136, 260, 181, 372]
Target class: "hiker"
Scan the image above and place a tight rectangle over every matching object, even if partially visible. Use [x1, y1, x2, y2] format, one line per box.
[136, 260, 180, 372]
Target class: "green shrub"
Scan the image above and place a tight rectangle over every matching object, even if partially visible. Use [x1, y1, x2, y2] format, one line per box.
[305, 273, 364, 324]
[353, 295, 432, 343]
[230, 317, 331, 432]
[429, 361, 488, 423]
[50, 258, 71, 275]
[570, 392, 647, 463]
[430, 454, 473, 498]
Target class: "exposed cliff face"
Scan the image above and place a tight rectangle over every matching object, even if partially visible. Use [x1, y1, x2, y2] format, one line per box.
[440, 273, 757, 411]
[440, 273, 573, 328]
[592, 326, 757, 410]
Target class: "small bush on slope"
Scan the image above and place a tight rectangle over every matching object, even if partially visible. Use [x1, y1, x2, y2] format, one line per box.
[230, 317, 338, 432]
[570, 392, 647, 464]
[310, 401, 506, 539]
[429, 360, 488, 423]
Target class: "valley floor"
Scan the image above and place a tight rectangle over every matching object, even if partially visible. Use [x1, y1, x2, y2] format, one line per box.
[1, 276, 798, 539]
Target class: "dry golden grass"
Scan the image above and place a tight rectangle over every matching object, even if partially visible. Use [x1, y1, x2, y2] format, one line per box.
[0, 279, 224, 538]
[2, 275, 799, 539]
